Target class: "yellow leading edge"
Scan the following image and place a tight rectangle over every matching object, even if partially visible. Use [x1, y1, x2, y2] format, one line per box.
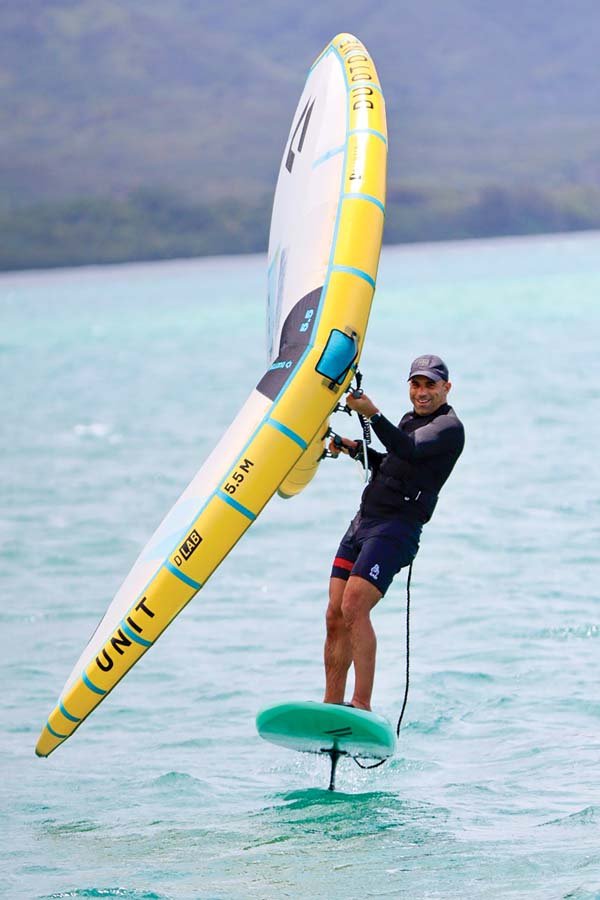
[36, 33, 387, 757]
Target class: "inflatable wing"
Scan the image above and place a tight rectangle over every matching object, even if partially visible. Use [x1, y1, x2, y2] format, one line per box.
[36, 33, 387, 757]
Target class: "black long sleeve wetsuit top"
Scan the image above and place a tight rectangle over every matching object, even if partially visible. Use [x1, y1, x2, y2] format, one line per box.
[359, 403, 465, 525]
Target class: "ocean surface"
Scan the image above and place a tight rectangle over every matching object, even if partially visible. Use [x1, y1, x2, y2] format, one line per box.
[2, 231, 600, 900]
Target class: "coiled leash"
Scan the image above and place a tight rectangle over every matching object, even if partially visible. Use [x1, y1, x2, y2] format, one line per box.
[324, 369, 372, 482]
[350, 370, 372, 483]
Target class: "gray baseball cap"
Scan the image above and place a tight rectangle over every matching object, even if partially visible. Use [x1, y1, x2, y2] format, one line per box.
[408, 355, 449, 382]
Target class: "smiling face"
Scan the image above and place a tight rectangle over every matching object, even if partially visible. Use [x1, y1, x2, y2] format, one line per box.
[409, 375, 451, 416]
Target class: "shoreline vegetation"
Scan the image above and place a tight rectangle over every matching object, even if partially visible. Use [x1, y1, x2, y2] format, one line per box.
[2, 183, 599, 272]
[3, 4, 599, 274]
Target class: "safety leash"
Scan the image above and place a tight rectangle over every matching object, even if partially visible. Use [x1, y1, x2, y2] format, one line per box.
[324, 369, 372, 482]
[351, 370, 372, 482]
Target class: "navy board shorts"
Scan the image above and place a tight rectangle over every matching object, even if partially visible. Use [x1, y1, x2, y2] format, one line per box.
[331, 513, 421, 597]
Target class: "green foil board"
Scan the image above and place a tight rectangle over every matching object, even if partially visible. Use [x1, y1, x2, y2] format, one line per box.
[256, 700, 396, 760]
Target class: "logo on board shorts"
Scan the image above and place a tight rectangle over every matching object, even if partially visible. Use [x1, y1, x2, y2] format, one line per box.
[369, 563, 380, 580]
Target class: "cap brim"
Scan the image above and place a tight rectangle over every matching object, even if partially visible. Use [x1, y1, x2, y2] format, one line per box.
[407, 369, 445, 382]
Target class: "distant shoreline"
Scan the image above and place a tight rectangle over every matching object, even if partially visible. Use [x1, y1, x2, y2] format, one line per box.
[2, 185, 600, 273]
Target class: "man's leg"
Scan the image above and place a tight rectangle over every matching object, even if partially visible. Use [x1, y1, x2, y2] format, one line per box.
[341, 575, 382, 710]
[323, 577, 353, 704]
[324, 574, 382, 710]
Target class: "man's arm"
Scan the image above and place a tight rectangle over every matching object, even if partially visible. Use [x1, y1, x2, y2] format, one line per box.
[345, 391, 463, 460]
[328, 436, 384, 469]
[371, 412, 463, 460]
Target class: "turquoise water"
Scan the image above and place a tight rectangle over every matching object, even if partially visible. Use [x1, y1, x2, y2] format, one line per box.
[2, 232, 600, 899]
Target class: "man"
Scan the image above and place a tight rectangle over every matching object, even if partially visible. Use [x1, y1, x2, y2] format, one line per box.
[324, 354, 464, 711]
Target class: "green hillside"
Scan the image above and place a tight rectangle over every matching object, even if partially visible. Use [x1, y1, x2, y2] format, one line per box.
[1, 1, 599, 269]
